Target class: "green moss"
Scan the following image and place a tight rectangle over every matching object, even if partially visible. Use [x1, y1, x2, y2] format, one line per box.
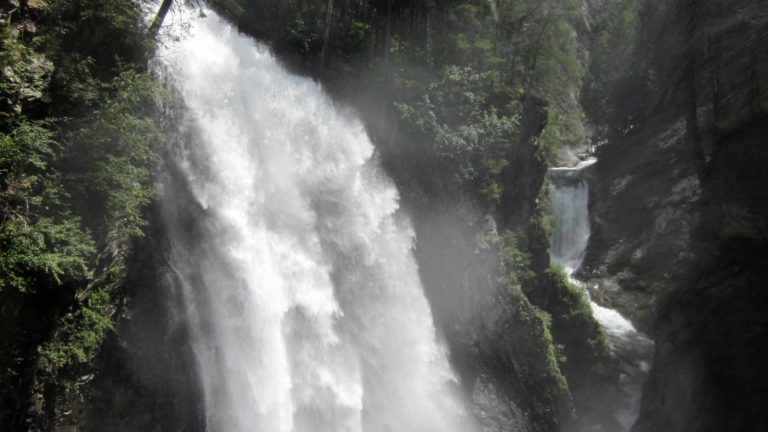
[500, 229, 536, 284]
[538, 106, 587, 163]
[537, 182, 555, 240]
[495, 227, 572, 424]
[547, 265, 597, 320]
[542, 264, 613, 386]
[474, 214, 500, 251]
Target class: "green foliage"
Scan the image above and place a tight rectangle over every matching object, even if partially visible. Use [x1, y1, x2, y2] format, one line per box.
[581, 0, 640, 137]
[41, 0, 151, 72]
[0, 120, 95, 293]
[64, 69, 161, 243]
[0, 214, 95, 293]
[214, 0, 592, 171]
[500, 229, 536, 284]
[435, 0, 588, 161]
[543, 263, 613, 382]
[0, 55, 159, 294]
[538, 105, 587, 161]
[38, 287, 114, 370]
[547, 264, 598, 323]
[496, 233, 571, 409]
[285, 12, 320, 54]
[0, 23, 54, 122]
[497, 224, 569, 385]
[0, 0, 161, 415]
[535, 181, 554, 239]
[475, 214, 500, 251]
[395, 65, 519, 202]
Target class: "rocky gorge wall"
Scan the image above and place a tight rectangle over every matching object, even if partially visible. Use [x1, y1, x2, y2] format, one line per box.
[584, 112, 768, 432]
[582, 113, 700, 331]
[576, 0, 768, 429]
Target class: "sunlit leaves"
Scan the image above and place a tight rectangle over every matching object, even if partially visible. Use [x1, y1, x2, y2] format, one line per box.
[395, 65, 519, 202]
[0, 23, 55, 122]
[0, 120, 95, 292]
[65, 68, 162, 243]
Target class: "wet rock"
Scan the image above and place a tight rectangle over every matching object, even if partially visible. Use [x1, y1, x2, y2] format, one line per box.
[471, 375, 532, 432]
[23, 0, 46, 11]
[583, 112, 700, 330]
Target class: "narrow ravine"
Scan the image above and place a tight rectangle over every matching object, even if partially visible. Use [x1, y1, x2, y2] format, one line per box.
[548, 159, 654, 431]
[153, 6, 474, 432]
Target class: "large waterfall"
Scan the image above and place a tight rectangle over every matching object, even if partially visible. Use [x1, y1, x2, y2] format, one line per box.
[548, 160, 654, 431]
[154, 7, 472, 432]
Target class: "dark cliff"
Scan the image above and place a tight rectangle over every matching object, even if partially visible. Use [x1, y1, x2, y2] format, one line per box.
[581, 0, 768, 430]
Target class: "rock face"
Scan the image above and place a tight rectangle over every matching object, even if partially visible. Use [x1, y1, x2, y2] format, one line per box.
[472, 375, 533, 432]
[379, 104, 576, 432]
[578, 0, 768, 429]
[631, 121, 768, 432]
[582, 113, 701, 330]
[583, 75, 768, 432]
[80, 209, 206, 432]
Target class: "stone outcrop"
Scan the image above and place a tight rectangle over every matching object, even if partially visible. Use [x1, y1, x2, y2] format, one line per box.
[577, 0, 768, 428]
[582, 113, 701, 331]
[630, 120, 768, 432]
[581, 37, 768, 432]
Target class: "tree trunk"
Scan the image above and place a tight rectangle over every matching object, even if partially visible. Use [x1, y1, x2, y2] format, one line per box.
[340, 0, 351, 36]
[321, 0, 334, 70]
[523, 19, 548, 98]
[684, 0, 706, 181]
[384, 0, 392, 61]
[149, 0, 173, 37]
[703, 18, 721, 124]
[425, 8, 431, 66]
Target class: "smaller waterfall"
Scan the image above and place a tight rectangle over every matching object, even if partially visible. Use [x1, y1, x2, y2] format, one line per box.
[548, 159, 654, 432]
[549, 159, 596, 274]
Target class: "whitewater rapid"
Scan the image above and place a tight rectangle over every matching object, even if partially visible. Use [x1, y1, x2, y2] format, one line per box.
[548, 159, 654, 431]
[155, 7, 472, 432]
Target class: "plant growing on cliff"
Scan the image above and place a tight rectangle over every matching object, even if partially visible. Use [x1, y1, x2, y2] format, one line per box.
[0, 23, 54, 123]
[495, 229, 572, 422]
[38, 287, 113, 370]
[500, 229, 536, 285]
[0, 120, 96, 293]
[64, 68, 162, 244]
[395, 65, 519, 202]
[0, 0, 164, 423]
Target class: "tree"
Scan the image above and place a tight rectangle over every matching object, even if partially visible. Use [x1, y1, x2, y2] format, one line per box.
[321, 0, 334, 68]
[683, 0, 707, 180]
[149, 0, 174, 37]
[0, 121, 95, 293]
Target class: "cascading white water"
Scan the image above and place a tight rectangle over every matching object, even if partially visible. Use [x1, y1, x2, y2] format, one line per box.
[548, 159, 654, 432]
[549, 159, 595, 274]
[155, 7, 473, 432]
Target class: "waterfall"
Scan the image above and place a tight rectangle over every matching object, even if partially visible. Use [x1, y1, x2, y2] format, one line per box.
[154, 7, 473, 432]
[548, 159, 654, 432]
[549, 159, 595, 274]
